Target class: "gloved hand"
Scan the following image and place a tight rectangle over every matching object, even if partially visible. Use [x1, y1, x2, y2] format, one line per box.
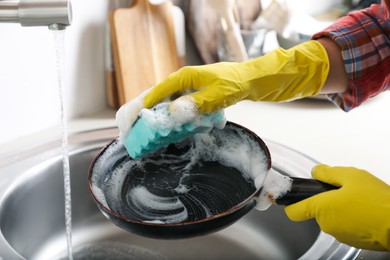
[285, 164, 390, 251]
[116, 40, 329, 134]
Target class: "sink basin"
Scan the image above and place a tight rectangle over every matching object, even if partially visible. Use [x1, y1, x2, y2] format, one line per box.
[0, 128, 360, 259]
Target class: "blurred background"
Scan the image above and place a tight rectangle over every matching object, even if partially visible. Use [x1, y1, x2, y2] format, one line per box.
[0, 0, 380, 145]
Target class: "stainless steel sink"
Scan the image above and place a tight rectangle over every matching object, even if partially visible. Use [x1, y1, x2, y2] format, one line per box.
[0, 128, 360, 259]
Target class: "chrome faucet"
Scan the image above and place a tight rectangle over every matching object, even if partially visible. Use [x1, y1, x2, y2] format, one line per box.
[0, 0, 72, 30]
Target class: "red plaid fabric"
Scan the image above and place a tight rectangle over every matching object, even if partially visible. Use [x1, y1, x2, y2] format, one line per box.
[312, 2, 390, 111]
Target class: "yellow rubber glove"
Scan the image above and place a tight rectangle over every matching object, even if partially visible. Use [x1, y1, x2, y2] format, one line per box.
[116, 40, 329, 134]
[144, 40, 328, 113]
[285, 164, 390, 251]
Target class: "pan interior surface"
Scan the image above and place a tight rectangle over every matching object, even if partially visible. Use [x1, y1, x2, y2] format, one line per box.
[90, 123, 270, 224]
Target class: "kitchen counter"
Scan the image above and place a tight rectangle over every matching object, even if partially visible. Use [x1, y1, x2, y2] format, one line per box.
[1, 93, 390, 185]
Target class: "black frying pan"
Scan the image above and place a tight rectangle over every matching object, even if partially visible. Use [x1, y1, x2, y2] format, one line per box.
[88, 122, 336, 239]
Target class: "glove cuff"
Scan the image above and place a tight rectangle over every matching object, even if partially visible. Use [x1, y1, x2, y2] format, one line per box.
[244, 40, 330, 102]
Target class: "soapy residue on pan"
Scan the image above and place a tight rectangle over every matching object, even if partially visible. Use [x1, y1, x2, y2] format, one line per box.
[129, 186, 188, 223]
[91, 124, 269, 224]
[255, 169, 293, 210]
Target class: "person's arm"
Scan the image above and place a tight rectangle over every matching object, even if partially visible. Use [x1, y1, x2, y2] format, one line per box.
[317, 38, 348, 94]
[312, 2, 390, 111]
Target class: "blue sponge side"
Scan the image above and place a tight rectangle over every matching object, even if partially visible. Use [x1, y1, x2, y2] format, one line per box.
[123, 107, 226, 158]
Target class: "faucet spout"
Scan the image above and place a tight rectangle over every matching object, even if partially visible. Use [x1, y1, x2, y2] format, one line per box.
[0, 0, 72, 29]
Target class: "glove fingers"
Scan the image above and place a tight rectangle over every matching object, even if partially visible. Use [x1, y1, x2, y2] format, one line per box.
[284, 188, 336, 222]
[311, 164, 350, 187]
[166, 82, 240, 123]
[312, 164, 382, 187]
[284, 198, 315, 221]
[187, 85, 243, 113]
[143, 67, 200, 109]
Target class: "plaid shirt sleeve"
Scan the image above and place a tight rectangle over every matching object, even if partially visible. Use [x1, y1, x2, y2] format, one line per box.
[312, 3, 390, 111]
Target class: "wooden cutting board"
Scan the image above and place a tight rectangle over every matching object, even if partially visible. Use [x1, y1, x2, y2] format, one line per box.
[110, 0, 180, 105]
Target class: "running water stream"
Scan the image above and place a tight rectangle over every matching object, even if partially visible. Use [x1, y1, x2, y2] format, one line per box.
[53, 29, 73, 260]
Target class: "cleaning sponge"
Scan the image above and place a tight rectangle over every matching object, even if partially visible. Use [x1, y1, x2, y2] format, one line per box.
[122, 102, 226, 158]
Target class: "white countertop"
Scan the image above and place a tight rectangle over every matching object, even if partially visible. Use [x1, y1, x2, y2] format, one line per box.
[2, 93, 390, 184]
[225, 93, 390, 185]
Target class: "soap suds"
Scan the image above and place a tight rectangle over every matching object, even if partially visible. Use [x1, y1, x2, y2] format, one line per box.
[123, 102, 227, 158]
[141, 101, 199, 131]
[255, 168, 293, 210]
[116, 96, 145, 143]
[167, 96, 198, 125]
[91, 124, 270, 224]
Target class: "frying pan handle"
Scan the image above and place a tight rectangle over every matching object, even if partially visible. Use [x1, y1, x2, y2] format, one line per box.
[275, 177, 338, 206]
